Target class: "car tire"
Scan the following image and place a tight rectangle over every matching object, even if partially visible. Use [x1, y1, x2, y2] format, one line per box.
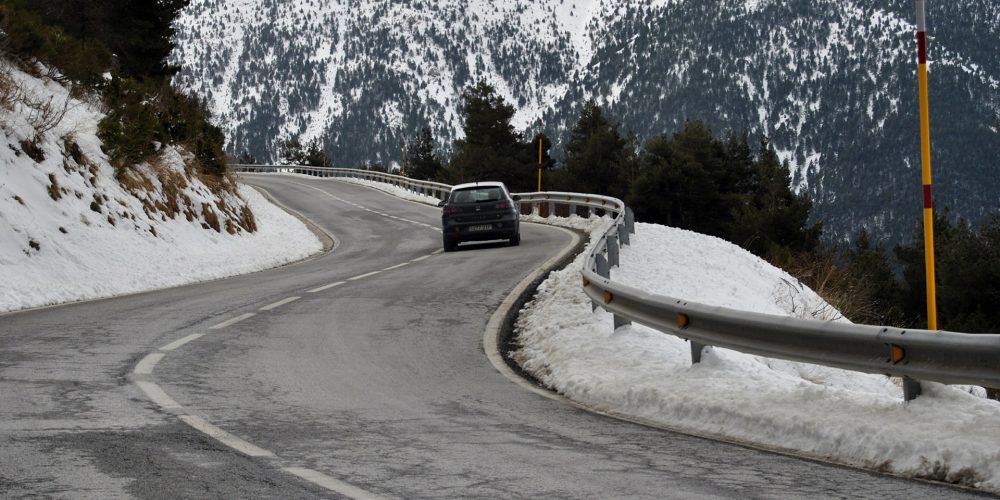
[443, 237, 458, 252]
[509, 233, 520, 246]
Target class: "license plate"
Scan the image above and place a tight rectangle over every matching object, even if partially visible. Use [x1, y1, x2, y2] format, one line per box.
[469, 224, 492, 232]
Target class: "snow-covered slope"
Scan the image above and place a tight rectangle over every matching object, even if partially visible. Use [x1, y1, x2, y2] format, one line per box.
[171, 0, 1000, 244]
[0, 61, 322, 313]
[514, 221, 1000, 493]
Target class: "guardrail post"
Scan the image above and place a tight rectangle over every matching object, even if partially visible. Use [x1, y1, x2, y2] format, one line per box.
[626, 208, 636, 234]
[594, 255, 609, 312]
[607, 233, 619, 268]
[617, 224, 629, 246]
[691, 341, 705, 364]
[613, 312, 631, 330]
[548, 201, 555, 218]
[903, 377, 922, 402]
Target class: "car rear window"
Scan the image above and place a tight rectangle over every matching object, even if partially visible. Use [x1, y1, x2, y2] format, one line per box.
[450, 187, 504, 204]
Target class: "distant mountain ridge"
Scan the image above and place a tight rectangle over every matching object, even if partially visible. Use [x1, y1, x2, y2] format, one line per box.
[170, 0, 1000, 243]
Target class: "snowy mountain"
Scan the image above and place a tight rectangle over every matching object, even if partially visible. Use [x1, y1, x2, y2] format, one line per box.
[170, 0, 1000, 243]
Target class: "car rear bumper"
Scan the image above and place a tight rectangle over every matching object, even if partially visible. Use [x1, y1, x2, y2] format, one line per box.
[442, 217, 519, 242]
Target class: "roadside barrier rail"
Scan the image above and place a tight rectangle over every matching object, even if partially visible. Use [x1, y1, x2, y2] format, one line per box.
[231, 164, 453, 201]
[235, 164, 1000, 400]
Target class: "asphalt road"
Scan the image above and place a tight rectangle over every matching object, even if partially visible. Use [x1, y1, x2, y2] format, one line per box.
[0, 175, 990, 499]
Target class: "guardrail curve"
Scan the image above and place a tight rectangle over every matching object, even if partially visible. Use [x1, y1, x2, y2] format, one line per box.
[234, 163, 1000, 401]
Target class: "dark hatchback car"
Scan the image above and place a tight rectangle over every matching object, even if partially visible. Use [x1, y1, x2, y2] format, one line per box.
[438, 182, 521, 251]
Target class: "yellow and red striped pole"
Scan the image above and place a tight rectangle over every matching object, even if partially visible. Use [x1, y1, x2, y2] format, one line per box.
[903, 0, 936, 401]
[916, 0, 937, 332]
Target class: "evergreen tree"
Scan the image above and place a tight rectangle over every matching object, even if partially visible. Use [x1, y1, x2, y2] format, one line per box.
[448, 80, 527, 189]
[561, 99, 635, 199]
[520, 131, 555, 192]
[730, 138, 821, 260]
[844, 228, 906, 326]
[407, 127, 443, 181]
[22, 0, 189, 81]
[896, 210, 1000, 333]
[628, 121, 733, 238]
[279, 138, 326, 166]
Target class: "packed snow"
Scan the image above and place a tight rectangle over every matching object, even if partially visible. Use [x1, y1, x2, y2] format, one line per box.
[0, 63, 322, 314]
[513, 221, 1000, 493]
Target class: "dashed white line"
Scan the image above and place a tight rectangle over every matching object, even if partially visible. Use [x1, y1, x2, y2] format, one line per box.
[347, 271, 381, 281]
[308, 281, 346, 293]
[160, 334, 205, 352]
[283, 468, 386, 500]
[432, 249, 445, 255]
[410, 255, 431, 263]
[260, 296, 300, 311]
[382, 263, 409, 272]
[134, 353, 165, 375]
[209, 313, 256, 330]
[179, 415, 276, 458]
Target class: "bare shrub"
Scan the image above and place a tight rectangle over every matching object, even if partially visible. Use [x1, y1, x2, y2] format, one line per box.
[238, 205, 257, 233]
[47, 173, 61, 200]
[23, 92, 71, 136]
[0, 61, 21, 111]
[782, 250, 880, 324]
[201, 203, 220, 232]
[20, 137, 44, 162]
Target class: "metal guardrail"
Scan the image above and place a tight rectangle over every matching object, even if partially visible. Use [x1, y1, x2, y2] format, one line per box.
[235, 164, 1000, 400]
[581, 199, 1000, 401]
[231, 165, 626, 218]
[231, 164, 453, 201]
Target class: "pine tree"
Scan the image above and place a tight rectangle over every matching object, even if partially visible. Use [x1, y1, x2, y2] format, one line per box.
[21, 0, 189, 81]
[561, 99, 635, 199]
[407, 127, 443, 181]
[448, 81, 528, 189]
[628, 121, 733, 238]
[844, 228, 906, 326]
[730, 138, 821, 260]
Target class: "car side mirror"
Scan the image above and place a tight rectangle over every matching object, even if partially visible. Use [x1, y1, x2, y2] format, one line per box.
[437, 200, 447, 207]
[511, 195, 521, 202]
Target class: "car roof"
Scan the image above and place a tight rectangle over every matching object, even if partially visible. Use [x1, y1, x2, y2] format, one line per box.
[450, 181, 507, 192]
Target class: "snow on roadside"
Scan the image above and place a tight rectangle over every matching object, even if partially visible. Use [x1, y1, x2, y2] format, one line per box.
[513, 221, 1000, 493]
[0, 62, 321, 314]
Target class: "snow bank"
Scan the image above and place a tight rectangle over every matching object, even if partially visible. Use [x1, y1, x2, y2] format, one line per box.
[514, 221, 1000, 492]
[0, 62, 321, 313]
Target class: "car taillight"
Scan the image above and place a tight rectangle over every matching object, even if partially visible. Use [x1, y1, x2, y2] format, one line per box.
[495, 201, 512, 210]
[444, 206, 463, 214]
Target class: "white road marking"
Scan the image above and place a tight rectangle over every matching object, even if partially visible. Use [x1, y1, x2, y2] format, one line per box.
[381, 263, 409, 272]
[135, 381, 183, 410]
[160, 334, 205, 352]
[179, 415, 275, 458]
[134, 353, 165, 375]
[209, 313, 255, 330]
[283, 467, 386, 500]
[410, 255, 431, 263]
[432, 249, 445, 255]
[260, 296, 300, 311]
[347, 271, 380, 281]
[308, 281, 346, 293]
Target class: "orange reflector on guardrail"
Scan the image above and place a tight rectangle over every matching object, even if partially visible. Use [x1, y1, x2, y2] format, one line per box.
[583, 277, 590, 287]
[891, 344, 906, 364]
[678, 313, 690, 329]
[603, 291, 613, 304]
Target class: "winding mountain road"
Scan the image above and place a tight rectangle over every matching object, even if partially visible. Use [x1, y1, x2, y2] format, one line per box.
[0, 175, 985, 499]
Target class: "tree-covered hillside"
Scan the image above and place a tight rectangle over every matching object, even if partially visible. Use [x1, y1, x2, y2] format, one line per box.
[171, 0, 1000, 244]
